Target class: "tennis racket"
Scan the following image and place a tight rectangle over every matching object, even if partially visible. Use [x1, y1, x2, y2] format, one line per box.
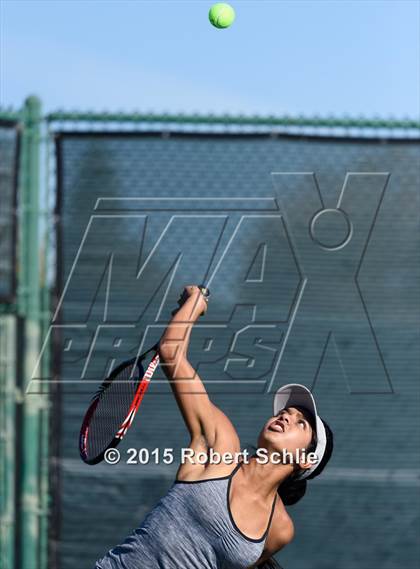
[79, 285, 210, 465]
[79, 344, 160, 465]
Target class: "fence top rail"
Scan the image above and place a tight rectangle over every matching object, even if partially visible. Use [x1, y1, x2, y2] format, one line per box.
[1, 107, 419, 133]
[44, 110, 420, 130]
[0, 109, 22, 122]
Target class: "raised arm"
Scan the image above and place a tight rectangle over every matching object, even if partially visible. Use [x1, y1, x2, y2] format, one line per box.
[158, 286, 239, 455]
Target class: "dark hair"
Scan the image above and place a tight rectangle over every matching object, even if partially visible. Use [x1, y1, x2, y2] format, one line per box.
[278, 418, 334, 505]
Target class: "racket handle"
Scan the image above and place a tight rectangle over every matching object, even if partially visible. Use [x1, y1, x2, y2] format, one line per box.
[198, 285, 210, 316]
[198, 285, 210, 299]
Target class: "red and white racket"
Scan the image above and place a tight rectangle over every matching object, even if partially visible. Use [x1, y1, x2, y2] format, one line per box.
[79, 285, 210, 465]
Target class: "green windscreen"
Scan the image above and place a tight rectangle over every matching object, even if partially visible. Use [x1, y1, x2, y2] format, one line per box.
[53, 132, 420, 569]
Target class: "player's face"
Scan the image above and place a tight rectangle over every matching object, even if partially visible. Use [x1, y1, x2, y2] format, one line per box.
[258, 406, 314, 457]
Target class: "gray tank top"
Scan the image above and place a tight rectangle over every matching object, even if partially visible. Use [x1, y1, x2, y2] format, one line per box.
[95, 461, 277, 569]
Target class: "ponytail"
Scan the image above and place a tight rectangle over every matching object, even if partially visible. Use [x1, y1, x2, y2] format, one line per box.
[278, 417, 334, 505]
[277, 475, 307, 506]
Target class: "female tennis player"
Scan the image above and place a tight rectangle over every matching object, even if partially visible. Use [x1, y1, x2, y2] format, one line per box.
[94, 285, 334, 569]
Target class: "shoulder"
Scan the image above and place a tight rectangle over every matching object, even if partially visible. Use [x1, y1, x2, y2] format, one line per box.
[277, 513, 295, 546]
[266, 502, 295, 552]
[254, 507, 294, 568]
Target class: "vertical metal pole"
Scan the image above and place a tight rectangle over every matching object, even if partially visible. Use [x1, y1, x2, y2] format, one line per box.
[0, 315, 17, 569]
[38, 290, 51, 569]
[38, 124, 52, 569]
[17, 95, 43, 569]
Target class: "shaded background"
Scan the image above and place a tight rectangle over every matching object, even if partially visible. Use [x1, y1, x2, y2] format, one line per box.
[54, 131, 419, 569]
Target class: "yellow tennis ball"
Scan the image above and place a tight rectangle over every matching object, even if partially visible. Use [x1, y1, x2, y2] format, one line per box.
[209, 3, 235, 29]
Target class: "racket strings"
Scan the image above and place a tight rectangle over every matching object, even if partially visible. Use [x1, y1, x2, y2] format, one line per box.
[85, 362, 140, 462]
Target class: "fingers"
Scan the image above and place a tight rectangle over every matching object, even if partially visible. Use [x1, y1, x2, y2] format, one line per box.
[179, 285, 210, 316]
[184, 285, 210, 298]
[184, 285, 201, 296]
[197, 285, 210, 299]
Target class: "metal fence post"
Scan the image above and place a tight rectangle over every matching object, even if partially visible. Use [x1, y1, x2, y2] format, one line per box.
[0, 315, 17, 569]
[38, 122, 53, 569]
[17, 95, 43, 569]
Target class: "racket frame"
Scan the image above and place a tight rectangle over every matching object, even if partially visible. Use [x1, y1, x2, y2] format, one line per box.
[79, 346, 159, 465]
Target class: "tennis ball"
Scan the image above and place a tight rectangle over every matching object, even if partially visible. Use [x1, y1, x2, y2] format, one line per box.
[209, 3, 235, 29]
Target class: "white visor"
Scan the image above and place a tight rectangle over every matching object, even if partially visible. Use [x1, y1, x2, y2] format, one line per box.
[273, 383, 327, 480]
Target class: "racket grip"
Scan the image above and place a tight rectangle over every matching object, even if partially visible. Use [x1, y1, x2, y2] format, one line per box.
[198, 285, 210, 299]
[196, 285, 210, 317]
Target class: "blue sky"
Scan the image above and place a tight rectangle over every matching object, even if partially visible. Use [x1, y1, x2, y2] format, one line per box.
[1, 0, 419, 118]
